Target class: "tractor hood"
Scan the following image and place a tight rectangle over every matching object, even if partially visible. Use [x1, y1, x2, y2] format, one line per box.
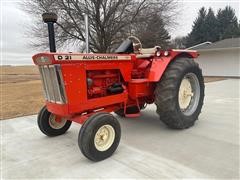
[32, 53, 134, 65]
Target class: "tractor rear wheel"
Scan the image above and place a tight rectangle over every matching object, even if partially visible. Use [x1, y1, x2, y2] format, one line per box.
[78, 112, 121, 161]
[37, 106, 72, 136]
[154, 57, 204, 129]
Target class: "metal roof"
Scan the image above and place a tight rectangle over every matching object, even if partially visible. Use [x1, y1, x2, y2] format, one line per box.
[189, 38, 240, 51]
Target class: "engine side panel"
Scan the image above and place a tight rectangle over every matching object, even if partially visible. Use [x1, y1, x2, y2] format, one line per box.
[60, 62, 132, 114]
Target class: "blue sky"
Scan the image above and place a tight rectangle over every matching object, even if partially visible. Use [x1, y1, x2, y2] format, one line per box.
[0, 0, 239, 65]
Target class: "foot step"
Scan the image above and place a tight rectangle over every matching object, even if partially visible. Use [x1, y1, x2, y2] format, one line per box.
[125, 113, 140, 118]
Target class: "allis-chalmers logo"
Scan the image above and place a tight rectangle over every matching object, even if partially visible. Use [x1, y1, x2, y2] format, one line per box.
[54, 55, 131, 61]
[82, 55, 118, 60]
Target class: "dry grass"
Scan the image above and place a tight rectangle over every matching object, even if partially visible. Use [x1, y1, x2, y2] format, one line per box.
[1, 65, 39, 75]
[0, 66, 44, 120]
[0, 65, 227, 120]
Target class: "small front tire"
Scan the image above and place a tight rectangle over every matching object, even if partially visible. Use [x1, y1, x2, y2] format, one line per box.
[37, 106, 72, 136]
[78, 112, 121, 161]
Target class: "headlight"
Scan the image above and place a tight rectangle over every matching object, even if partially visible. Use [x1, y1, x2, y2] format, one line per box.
[35, 56, 52, 65]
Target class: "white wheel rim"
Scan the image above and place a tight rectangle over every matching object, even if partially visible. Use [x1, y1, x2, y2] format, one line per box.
[178, 73, 200, 116]
[179, 78, 193, 109]
[94, 125, 115, 151]
[49, 114, 67, 129]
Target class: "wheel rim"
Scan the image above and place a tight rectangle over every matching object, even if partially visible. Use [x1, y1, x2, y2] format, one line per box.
[94, 124, 115, 151]
[49, 114, 67, 129]
[178, 73, 200, 116]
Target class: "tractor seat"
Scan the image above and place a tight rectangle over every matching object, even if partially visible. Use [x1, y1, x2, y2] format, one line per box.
[136, 46, 160, 59]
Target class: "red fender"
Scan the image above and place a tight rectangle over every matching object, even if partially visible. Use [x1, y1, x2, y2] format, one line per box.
[148, 50, 199, 82]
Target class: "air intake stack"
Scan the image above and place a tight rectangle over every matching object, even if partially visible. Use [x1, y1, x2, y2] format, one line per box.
[42, 12, 58, 52]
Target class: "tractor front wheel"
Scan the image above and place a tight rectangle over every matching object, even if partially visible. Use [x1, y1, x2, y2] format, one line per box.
[37, 106, 72, 136]
[154, 57, 204, 129]
[78, 112, 121, 161]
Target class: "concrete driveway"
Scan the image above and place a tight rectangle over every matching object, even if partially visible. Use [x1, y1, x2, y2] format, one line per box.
[1, 79, 239, 179]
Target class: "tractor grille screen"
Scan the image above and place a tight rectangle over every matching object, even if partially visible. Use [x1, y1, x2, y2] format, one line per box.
[38, 65, 67, 104]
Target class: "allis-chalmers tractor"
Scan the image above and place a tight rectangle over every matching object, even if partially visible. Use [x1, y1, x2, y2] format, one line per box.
[33, 13, 204, 161]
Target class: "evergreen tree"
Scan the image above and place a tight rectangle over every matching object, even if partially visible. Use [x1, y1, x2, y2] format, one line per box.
[204, 8, 218, 42]
[134, 14, 171, 48]
[170, 36, 187, 49]
[217, 6, 240, 39]
[185, 6, 240, 48]
[186, 7, 207, 47]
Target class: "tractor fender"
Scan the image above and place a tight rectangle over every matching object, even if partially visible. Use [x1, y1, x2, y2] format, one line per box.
[148, 50, 199, 82]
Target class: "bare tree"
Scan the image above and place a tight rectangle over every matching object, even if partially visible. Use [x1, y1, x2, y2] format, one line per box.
[21, 0, 177, 52]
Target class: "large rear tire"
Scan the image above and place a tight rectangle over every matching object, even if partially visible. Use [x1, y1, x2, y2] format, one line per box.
[154, 57, 204, 129]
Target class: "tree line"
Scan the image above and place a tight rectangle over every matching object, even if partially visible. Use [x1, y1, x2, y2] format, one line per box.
[22, 1, 239, 51]
[22, 0, 177, 52]
[172, 6, 240, 49]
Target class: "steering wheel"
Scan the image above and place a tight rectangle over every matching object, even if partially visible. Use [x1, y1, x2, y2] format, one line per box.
[128, 36, 142, 53]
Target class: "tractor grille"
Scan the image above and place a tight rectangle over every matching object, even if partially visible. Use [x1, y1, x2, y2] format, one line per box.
[38, 65, 67, 104]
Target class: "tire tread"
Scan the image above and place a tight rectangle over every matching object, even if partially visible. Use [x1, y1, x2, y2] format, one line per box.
[154, 57, 205, 129]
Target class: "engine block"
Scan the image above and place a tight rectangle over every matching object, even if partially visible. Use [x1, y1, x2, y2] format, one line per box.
[87, 69, 122, 99]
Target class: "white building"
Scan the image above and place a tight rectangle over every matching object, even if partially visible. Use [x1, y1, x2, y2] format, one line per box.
[189, 38, 240, 77]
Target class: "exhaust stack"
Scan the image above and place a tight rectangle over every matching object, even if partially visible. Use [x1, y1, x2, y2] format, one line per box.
[42, 12, 58, 52]
[84, 14, 89, 53]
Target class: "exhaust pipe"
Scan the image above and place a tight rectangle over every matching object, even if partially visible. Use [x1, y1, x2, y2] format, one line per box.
[42, 12, 58, 52]
[84, 14, 89, 53]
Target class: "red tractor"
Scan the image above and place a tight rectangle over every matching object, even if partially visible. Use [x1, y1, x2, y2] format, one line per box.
[33, 13, 204, 161]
